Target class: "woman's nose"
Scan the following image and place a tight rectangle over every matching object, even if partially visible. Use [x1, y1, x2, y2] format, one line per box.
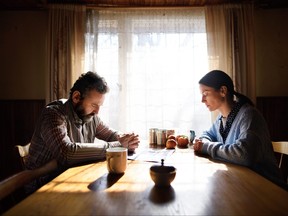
[201, 96, 206, 103]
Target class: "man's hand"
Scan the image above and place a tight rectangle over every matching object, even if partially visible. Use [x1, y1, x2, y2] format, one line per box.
[118, 133, 140, 152]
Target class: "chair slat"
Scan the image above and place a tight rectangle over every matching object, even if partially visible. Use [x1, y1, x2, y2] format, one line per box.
[15, 143, 31, 169]
[272, 141, 288, 155]
[0, 159, 57, 201]
[272, 141, 288, 184]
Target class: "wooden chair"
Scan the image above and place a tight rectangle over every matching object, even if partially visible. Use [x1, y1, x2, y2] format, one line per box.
[272, 141, 288, 167]
[15, 143, 30, 168]
[0, 159, 57, 201]
[0, 159, 57, 213]
[272, 141, 288, 184]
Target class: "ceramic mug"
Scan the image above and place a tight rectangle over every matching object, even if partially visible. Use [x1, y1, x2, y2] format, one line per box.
[106, 147, 127, 174]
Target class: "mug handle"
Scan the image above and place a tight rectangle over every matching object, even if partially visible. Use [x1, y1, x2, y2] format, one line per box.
[107, 154, 120, 173]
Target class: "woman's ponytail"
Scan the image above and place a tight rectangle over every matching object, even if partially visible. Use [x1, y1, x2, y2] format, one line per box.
[234, 91, 254, 106]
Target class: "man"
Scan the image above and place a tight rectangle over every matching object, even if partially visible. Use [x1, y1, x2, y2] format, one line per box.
[25, 71, 139, 192]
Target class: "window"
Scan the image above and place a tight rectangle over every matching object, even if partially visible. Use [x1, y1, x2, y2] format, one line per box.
[85, 8, 211, 139]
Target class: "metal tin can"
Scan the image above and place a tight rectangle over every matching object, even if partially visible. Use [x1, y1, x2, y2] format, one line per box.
[166, 129, 175, 139]
[149, 128, 157, 144]
[156, 129, 166, 145]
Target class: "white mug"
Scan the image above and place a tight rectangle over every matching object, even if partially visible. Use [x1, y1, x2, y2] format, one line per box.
[106, 147, 127, 174]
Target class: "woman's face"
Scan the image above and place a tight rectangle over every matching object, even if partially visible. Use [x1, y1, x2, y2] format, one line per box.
[199, 84, 224, 112]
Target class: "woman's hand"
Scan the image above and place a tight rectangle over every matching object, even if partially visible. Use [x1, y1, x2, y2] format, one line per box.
[193, 138, 203, 152]
[118, 133, 140, 152]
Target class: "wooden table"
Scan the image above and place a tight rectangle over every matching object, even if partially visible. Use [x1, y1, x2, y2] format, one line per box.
[4, 145, 288, 215]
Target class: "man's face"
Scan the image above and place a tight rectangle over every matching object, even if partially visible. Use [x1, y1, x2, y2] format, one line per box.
[74, 89, 105, 122]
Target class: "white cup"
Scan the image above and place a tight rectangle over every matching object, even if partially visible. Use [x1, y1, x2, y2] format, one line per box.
[106, 147, 127, 174]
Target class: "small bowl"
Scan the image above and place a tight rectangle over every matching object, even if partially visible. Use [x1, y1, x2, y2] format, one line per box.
[150, 159, 176, 187]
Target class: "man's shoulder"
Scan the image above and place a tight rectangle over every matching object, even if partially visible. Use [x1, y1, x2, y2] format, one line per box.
[47, 99, 67, 107]
[44, 99, 69, 115]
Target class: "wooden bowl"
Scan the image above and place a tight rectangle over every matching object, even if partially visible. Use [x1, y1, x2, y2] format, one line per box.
[150, 160, 176, 187]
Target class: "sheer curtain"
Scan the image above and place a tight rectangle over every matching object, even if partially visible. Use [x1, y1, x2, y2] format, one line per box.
[85, 8, 211, 139]
[47, 4, 86, 102]
[205, 3, 256, 103]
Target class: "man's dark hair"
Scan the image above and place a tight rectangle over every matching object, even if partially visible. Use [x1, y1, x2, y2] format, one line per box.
[69, 71, 109, 99]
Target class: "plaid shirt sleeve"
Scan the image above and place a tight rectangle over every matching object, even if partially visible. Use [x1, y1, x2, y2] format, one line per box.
[28, 102, 122, 168]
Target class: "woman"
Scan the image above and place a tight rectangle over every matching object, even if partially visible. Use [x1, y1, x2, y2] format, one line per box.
[194, 70, 286, 189]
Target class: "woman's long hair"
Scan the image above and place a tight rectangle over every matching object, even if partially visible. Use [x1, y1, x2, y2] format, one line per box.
[199, 70, 254, 106]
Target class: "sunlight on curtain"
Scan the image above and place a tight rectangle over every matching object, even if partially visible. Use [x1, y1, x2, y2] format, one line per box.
[47, 4, 85, 102]
[205, 3, 256, 103]
[204, 3, 256, 121]
[85, 8, 211, 140]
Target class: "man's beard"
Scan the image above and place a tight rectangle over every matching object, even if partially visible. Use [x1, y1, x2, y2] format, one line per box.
[75, 102, 94, 123]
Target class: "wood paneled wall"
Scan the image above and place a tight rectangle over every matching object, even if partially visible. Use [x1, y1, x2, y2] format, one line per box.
[0, 100, 45, 181]
[256, 96, 288, 183]
[256, 97, 288, 141]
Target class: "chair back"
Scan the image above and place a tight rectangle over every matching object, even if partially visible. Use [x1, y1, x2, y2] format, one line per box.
[272, 141, 288, 167]
[0, 159, 57, 201]
[15, 143, 30, 168]
[272, 141, 288, 184]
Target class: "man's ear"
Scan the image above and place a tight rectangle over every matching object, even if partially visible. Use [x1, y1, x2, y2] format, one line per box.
[72, 91, 81, 103]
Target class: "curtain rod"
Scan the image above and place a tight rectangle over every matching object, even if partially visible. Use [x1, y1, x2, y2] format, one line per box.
[86, 5, 204, 10]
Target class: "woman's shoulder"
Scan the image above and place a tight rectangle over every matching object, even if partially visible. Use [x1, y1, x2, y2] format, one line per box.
[239, 103, 258, 113]
[239, 103, 265, 121]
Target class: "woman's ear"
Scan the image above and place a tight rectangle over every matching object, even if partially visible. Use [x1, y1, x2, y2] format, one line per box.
[220, 86, 228, 97]
[72, 91, 81, 104]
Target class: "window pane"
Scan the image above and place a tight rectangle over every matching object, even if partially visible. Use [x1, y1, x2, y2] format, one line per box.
[85, 9, 211, 139]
